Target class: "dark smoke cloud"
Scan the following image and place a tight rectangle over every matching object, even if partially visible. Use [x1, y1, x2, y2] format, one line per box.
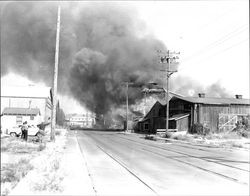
[172, 76, 232, 97]
[1, 2, 232, 121]
[69, 3, 166, 115]
[1, 2, 166, 117]
[1, 2, 76, 92]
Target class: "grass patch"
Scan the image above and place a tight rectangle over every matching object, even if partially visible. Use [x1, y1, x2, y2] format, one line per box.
[1, 158, 34, 195]
[1, 137, 47, 195]
[231, 142, 244, 148]
[205, 132, 242, 140]
[38, 143, 46, 151]
[171, 134, 193, 142]
[32, 158, 64, 193]
[1, 158, 33, 183]
[1, 137, 46, 153]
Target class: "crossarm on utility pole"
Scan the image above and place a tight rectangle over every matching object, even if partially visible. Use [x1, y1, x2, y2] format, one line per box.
[158, 50, 179, 134]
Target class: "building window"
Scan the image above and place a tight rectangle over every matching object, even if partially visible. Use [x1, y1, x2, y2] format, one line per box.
[144, 123, 149, 130]
[30, 115, 34, 120]
[16, 116, 22, 124]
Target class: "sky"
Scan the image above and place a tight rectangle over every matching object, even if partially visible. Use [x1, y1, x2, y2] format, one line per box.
[1, 0, 249, 114]
[131, 0, 249, 96]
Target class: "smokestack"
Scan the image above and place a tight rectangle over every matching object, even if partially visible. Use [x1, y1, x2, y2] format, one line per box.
[198, 93, 205, 98]
[235, 94, 242, 99]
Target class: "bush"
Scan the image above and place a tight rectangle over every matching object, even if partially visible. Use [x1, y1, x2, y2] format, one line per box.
[55, 130, 61, 136]
[236, 128, 250, 138]
[233, 116, 250, 138]
[145, 135, 156, 141]
[189, 123, 210, 135]
[164, 132, 173, 138]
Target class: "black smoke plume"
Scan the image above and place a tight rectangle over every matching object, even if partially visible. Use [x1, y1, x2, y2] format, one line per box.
[172, 76, 232, 97]
[1, 2, 165, 117]
[1, 2, 233, 123]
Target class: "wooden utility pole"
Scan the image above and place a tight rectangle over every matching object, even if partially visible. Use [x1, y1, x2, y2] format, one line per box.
[166, 50, 170, 135]
[126, 82, 129, 132]
[122, 82, 133, 132]
[158, 50, 179, 134]
[51, 5, 61, 141]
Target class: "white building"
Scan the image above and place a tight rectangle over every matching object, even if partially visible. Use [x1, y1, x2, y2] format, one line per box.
[67, 112, 96, 128]
[1, 107, 42, 131]
[1, 85, 52, 123]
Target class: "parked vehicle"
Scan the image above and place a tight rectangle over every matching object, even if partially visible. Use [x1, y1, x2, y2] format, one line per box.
[8, 124, 44, 137]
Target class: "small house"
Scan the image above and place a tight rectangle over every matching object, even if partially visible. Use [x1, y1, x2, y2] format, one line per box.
[1, 107, 41, 131]
[1, 85, 52, 123]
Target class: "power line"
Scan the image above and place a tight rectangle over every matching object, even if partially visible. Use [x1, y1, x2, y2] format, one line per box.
[178, 37, 249, 73]
[181, 24, 248, 63]
[184, 7, 236, 38]
[195, 38, 249, 64]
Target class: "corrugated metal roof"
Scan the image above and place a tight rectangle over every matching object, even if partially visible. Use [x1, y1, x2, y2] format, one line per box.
[1, 85, 52, 99]
[171, 96, 250, 105]
[2, 107, 40, 115]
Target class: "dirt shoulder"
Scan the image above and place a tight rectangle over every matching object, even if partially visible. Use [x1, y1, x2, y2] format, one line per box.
[1, 129, 67, 196]
[1, 136, 47, 195]
[6, 129, 95, 196]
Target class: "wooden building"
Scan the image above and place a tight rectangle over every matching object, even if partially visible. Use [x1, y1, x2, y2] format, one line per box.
[136, 93, 250, 133]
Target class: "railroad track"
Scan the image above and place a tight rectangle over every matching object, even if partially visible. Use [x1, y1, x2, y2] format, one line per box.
[76, 132, 158, 195]
[116, 135, 250, 171]
[85, 132, 249, 186]
[96, 144, 158, 195]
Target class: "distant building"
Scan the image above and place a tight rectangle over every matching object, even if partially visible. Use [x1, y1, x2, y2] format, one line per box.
[1, 85, 52, 123]
[1, 107, 41, 130]
[136, 93, 250, 133]
[66, 112, 96, 128]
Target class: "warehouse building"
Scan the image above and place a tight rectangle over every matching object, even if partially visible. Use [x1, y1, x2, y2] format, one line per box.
[136, 93, 250, 133]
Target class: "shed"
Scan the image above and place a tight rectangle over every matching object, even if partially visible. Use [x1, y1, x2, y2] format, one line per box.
[169, 113, 190, 132]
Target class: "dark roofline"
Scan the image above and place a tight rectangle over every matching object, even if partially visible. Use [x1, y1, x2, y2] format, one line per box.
[170, 96, 250, 105]
[144, 101, 163, 120]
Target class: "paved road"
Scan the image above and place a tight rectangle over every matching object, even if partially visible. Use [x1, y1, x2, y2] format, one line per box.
[75, 130, 249, 195]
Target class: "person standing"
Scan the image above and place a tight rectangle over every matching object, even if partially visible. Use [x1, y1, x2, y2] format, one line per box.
[21, 121, 28, 141]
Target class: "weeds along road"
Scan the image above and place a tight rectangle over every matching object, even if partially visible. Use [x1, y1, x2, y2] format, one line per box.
[74, 130, 249, 196]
